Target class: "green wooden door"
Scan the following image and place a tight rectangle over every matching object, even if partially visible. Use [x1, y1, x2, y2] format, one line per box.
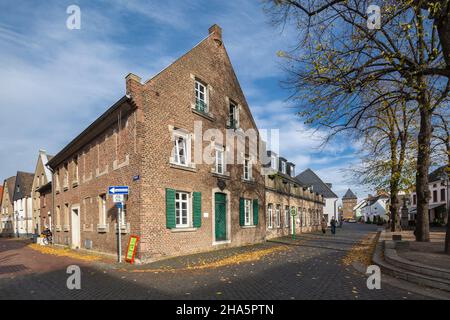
[215, 193, 227, 241]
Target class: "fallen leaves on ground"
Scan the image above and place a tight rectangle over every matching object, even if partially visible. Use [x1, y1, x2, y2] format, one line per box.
[127, 245, 290, 273]
[341, 233, 377, 267]
[28, 243, 101, 262]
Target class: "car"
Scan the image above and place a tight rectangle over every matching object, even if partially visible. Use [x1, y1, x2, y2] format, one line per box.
[347, 218, 357, 223]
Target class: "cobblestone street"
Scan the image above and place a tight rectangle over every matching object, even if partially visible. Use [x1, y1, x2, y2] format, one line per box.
[0, 223, 430, 300]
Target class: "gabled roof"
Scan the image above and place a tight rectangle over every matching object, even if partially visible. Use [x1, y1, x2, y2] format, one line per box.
[295, 168, 338, 199]
[13, 171, 34, 201]
[429, 165, 449, 183]
[0, 186, 3, 206]
[342, 188, 357, 200]
[39, 151, 54, 182]
[4, 176, 16, 201]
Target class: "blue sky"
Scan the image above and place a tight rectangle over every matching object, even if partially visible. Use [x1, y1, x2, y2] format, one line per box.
[0, 0, 369, 201]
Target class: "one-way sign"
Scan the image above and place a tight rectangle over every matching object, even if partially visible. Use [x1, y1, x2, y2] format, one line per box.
[108, 186, 129, 195]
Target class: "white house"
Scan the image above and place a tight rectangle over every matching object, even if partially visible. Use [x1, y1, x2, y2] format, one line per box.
[296, 169, 339, 226]
[353, 199, 367, 220]
[12, 171, 34, 237]
[409, 165, 449, 224]
[360, 194, 389, 222]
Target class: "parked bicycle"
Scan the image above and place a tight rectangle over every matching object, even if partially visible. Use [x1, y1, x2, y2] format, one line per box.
[40, 228, 53, 245]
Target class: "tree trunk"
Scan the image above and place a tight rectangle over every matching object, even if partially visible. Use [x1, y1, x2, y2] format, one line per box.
[390, 191, 400, 232]
[415, 101, 432, 242]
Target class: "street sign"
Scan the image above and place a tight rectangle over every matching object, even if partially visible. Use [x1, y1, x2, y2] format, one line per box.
[291, 207, 297, 216]
[108, 186, 129, 195]
[115, 202, 124, 209]
[112, 194, 124, 203]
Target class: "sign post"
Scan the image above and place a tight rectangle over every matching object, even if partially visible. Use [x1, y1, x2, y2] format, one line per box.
[291, 207, 297, 240]
[109, 186, 129, 263]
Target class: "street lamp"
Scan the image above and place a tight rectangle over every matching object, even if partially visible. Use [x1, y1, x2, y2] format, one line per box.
[441, 172, 450, 253]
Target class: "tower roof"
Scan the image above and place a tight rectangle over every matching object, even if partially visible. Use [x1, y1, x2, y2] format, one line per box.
[342, 188, 357, 200]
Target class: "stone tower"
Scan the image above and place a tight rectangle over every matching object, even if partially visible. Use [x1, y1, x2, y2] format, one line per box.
[342, 188, 357, 220]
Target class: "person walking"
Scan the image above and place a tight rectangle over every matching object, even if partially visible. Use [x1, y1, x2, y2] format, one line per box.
[330, 217, 337, 235]
[321, 217, 327, 234]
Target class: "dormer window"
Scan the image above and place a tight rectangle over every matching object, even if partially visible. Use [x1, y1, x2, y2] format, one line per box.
[195, 80, 208, 113]
[290, 165, 295, 177]
[228, 101, 239, 129]
[281, 161, 286, 174]
[271, 156, 278, 171]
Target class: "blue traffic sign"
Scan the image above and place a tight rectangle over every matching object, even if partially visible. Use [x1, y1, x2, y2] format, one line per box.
[108, 186, 129, 195]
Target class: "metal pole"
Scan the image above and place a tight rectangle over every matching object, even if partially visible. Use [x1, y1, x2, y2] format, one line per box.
[117, 204, 122, 263]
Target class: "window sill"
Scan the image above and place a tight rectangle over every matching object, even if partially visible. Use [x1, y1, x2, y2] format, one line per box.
[171, 227, 198, 233]
[72, 180, 79, 188]
[212, 172, 231, 180]
[191, 107, 214, 122]
[241, 225, 256, 229]
[97, 224, 109, 233]
[213, 240, 231, 246]
[241, 178, 255, 184]
[55, 226, 61, 232]
[63, 225, 70, 232]
[63, 185, 69, 191]
[169, 162, 197, 172]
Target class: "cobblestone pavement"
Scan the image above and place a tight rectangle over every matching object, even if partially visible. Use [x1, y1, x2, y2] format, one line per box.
[0, 224, 431, 300]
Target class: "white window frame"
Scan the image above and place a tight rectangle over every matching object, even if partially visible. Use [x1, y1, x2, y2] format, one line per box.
[290, 165, 295, 177]
[215, 146, 225, 175]
[281, 161, 286, 174]
[172, 131, 191, 166]
[195, 80, 208, 112]
[99, 195, 107, 225]
[284, 206, 290, 227]
[276, 205, 281, 228]
[244, 199, 253, 226]
[243, 157, 252, 180]
[175, 191, 190, 228]
[271, 156, 278, 170]
[228, 101, 239, 128]
[268, 204, 273, 229]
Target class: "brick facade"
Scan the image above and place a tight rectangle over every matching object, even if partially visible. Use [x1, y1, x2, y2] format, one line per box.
[31, 150, 53, 234]
[0, 176, 15, 237]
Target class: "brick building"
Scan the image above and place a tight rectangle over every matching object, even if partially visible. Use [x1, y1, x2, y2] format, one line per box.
[0, 176, 16, 237]
[31, 150, 53, 234]
[47, 25, 266, 262]
[264, 151, 324, 239]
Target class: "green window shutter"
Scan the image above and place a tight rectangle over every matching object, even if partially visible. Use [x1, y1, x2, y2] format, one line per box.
[166, 188, 176, 229]
[253, 199, 259, 225]
[239, 198, 245, 226]
[193, 191, 202, 228]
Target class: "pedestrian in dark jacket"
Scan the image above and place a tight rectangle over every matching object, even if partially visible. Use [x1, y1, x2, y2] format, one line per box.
[330, 217, 337, 235]
[321, 218, 327, 234]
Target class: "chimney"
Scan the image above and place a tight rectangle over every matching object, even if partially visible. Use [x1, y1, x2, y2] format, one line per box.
[208, 24, 222, 40]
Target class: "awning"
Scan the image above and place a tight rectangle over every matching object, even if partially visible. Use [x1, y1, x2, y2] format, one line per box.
[409, 203, 445, 214]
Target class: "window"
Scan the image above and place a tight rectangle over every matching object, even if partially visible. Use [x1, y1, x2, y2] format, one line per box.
[99, 194, 107, 225]
[175, 191, 190, 228]
[290, 165, 295, 177]
[173, 132, 189, 166]
[281, 161, 286, 174]
[441, 189, 446, 202]
[55, 170, 60, 191]
[73, 157, 79, 182]
[228, 101, 238, 129]
[276, 204, 281, 228]
[215, 146, 224, 174]
[195, 80, 208, 113]
[433, 190, 438, 203]
[244, 199, 253, 226]
[64, 204, 69, 227]
[413, 194, 417, 205]
[63, 163, 69, 189]
[284, 206, 290, 227]
[268, 204, 273, 229]
[243, 157, 252, 180]
[271, 156, 278, 170]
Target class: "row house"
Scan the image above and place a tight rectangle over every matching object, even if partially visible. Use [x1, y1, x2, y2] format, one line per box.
[265, 152, 325, 239]
[1, 176, 16, 236]
[47, 25, 266, 262]
[31, 150, 53, 234]
[409, 165, 449, 224]
[12, 171, 34, 237]
[296, 168, 338, 226]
